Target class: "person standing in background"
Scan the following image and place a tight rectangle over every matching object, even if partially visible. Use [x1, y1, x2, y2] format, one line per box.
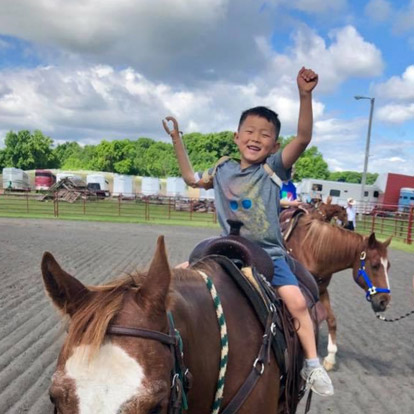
[345, 198, 356, 230]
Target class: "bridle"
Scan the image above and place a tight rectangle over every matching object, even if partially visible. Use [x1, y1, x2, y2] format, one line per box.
[107, 312, 192, 414]
[356, 251, 391, 301]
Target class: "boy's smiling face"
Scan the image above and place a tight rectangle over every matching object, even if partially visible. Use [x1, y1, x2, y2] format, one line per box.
[234, 115, 279, 169]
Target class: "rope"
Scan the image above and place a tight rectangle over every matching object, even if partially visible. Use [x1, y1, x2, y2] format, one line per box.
[198, 271, 229, 414]
[376, 309, 414, 322]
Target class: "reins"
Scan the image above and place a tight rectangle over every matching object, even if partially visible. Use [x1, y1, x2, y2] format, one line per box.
[375, 309, 414, 322]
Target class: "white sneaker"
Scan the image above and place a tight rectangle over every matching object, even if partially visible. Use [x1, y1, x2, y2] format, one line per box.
[300, 366, 334, 397]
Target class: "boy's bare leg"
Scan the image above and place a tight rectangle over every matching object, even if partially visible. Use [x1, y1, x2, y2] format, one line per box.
[277, 284, 334, 396]
[277, 285, 317, 358]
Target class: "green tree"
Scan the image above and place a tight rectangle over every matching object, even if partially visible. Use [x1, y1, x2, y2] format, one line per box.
[2, 130, 57, 169]
[54, 141, 82, 167]
[328, 171, 378, 184]
[183, 131, 238, 171]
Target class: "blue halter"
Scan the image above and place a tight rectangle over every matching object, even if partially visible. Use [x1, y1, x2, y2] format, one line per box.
[356, 251, 391, 301]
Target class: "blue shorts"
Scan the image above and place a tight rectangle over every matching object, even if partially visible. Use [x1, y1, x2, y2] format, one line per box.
[271, 257, 299, 287]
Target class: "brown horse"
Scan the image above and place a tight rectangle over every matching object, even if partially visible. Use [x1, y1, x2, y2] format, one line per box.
[284, 216, 392, 371]
[42, 236, 288, 414]
[310, 202, 347, 225]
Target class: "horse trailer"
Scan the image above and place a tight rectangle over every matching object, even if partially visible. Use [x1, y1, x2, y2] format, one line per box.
[398, 188, 414, 212]
[296, 178, 380, 206]
[2, 167, 30, 191]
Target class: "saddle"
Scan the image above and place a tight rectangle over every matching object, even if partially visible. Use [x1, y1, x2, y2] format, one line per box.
[279, 206, 309, 242]
[189, 221, 320, 413]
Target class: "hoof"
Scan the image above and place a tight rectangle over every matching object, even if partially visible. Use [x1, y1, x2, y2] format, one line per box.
[323, 358, 335, 371]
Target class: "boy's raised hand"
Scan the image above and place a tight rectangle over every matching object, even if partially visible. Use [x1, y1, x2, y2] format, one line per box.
[297, 67, 318, 93]
[162, 116, 181, 141]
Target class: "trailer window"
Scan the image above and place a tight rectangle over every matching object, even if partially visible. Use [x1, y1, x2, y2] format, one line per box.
[312, 184, 323, 191]
[373, 191, 379, 198]
[364, 191, 368, 197]
[329, 189, 340, 197]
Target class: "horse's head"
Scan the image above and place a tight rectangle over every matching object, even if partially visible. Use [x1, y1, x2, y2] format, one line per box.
[353, 233, 392, 313]
[317, 203, 347, 226]
[42, 236, 174, 414]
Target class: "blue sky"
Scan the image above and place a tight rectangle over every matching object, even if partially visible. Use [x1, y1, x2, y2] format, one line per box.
[0, 0, 413, 175]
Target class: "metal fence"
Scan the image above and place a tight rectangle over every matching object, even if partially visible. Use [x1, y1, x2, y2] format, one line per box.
[1, 193, 413, 244]
[0, 193, 218, 225]
[358, 205, 414, 244]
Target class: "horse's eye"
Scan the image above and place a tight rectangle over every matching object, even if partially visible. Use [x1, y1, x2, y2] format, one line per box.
[372, 263, 380, 270]
[148, 403, 162, 414]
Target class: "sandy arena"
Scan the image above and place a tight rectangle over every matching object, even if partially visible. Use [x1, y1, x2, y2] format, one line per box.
[0, 218, 413, 414]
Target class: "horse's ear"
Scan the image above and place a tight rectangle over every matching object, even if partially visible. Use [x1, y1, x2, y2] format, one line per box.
[41, 252, 89, 316]
[383, 236, 392, 248]
[367, 233, 377, 248]
[326, 196, 332, 205]
[140, 236, 171, 312]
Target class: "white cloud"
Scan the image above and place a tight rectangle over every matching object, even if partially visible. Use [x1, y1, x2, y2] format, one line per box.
[286, 0, 348, 14]
[0, 64, 327, 145]
[263, 25, 383, 93]
[374, 65, 414, 101]
[394, 0, 414, 33]
[376, 103, 414, 123]
[364, 0, 392, 23]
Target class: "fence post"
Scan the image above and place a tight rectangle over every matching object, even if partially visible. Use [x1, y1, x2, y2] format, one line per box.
[190, 199, 193, 221]
[371, 213, 376, 234]
[407, 207, 413, 245]
[118, 195, 121, 217]
[83, 196, 86, 215]
[26, 192, 29, 213]
[168, 197, 171, 220]
[55, 192, 59, 217]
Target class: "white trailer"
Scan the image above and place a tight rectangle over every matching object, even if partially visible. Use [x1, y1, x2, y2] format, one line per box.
[2, 167, 30, 191]
[297, 178, 381, 206]
[113, 174, 134, 196]
[141, 177, 160, 196]
[166, 177, 186, 197]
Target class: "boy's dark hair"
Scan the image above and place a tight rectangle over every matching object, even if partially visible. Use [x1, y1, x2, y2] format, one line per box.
[238, 106, 281, 139]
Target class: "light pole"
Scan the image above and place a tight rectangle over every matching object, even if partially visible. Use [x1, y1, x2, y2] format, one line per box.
[354, 95, 375, 206]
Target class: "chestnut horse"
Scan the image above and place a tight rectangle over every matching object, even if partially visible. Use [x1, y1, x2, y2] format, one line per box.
[42, 236, 288, 414]
[284, 216, 392, 371]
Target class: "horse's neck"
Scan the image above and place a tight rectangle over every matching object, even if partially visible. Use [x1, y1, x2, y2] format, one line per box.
[306, 228, 363, 276]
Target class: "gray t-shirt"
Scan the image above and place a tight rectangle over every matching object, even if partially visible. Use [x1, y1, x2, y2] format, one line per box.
[210, 151, 290, 260]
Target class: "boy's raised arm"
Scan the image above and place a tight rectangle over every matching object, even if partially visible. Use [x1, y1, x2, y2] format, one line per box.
[282, 67, 318, 169]
[162, 116, 205, 188]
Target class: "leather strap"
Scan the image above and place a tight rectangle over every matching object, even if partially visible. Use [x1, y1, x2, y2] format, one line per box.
[107, 325, 177, 346]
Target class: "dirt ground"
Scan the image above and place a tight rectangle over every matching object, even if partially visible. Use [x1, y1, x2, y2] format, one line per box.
[0, 218, 413, 414]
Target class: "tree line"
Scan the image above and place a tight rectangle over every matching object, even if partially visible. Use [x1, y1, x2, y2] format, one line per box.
[0, 129, 378, 184]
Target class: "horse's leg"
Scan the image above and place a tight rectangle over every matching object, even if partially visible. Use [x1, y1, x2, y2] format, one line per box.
[319, 288, 338, 371]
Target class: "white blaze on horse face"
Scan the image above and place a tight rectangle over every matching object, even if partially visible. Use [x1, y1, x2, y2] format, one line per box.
[65, 343, 146, 414]
[380, 258, 391, 290]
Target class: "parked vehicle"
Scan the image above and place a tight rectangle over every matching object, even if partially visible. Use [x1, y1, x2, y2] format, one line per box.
[86, 174, 110, 197]
[398, 187, 414, 212]
[2, 167, 30, 191]
[375, 173, 414, 210]
[296, 178, 380, 206]
[35, 169, 56, 191]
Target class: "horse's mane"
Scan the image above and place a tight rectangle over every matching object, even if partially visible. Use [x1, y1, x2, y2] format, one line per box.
[301, 217, 363, 263]
[61, 267, 201, 360]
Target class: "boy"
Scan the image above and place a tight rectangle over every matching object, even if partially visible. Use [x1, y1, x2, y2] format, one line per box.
[163, 67, 333, 396]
